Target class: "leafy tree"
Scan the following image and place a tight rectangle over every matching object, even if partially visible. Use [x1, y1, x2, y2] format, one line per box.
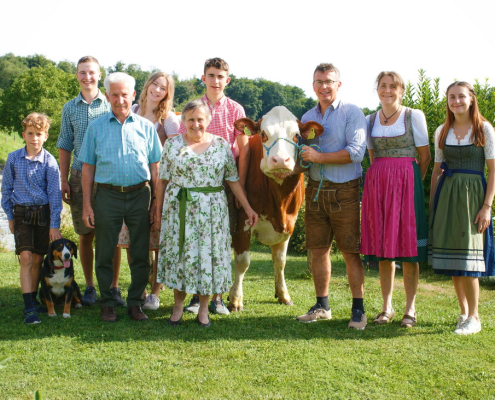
[25, 54, 56, 69]
[173, 76, 204, 109]
[0, 65, 79, 157]
[226, 76, 262, 119]
[0, 53, 29, 90]
[257, 80, 287, 117]
[57, 60, 76, 74]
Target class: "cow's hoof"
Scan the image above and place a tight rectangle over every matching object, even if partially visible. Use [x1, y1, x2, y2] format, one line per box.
[63, 313, 71, 318]
[279, 300, 293, 306]
[75, 303, 82, 308]
[227, 305, 243, 312]
[48, 313, 57, 317]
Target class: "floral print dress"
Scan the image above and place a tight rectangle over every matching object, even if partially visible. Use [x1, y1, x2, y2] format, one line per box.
[156, 134, 239, 295]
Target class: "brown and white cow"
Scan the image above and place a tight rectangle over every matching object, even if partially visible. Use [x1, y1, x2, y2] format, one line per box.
[229, 106, 323, 311]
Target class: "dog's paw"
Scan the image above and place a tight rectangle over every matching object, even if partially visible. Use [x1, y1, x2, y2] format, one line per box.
[63, 313, 71, 318]
[48, 313, 57, 317]
[75, 303, 82, 309]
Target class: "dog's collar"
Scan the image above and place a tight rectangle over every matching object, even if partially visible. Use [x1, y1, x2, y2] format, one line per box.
[51, 260, 66, 270]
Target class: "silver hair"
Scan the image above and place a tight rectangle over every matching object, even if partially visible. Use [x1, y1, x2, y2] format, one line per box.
[104, 72, 135, 92]
[181, 99, 211, 123]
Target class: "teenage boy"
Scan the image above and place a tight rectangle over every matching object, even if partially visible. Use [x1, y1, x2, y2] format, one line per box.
[57, 56, 125, 307]
[1, 113, 63, 324]
[180, 57, 249, 315]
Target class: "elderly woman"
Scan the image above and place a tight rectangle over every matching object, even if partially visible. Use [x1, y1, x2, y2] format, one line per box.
[155, 100, 257, 327]
[113, 72, 180, 310]
[430, 81, 495, 335]
[361, 71, 430, 327]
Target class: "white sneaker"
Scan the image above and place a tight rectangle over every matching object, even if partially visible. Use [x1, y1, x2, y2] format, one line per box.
[142, 294, 160, 310]
[454, 316, 481, 335]
[456, 314, 468, 329]
[185, 296, 200, 314]
[210, 298, 230, 315]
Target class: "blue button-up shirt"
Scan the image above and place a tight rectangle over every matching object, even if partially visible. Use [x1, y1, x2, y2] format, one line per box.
[301, 98, 366, 183]
[79, 111, 162, 186]
[1, 147, 63, 228]
[56, 91, 111, 171]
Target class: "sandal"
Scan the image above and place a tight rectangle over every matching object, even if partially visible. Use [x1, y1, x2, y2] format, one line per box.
[374, 310, 395, 325]
[401, 313, 417, 328]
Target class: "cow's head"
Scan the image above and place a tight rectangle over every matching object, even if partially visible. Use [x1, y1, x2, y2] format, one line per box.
[234, 106, 324, 183]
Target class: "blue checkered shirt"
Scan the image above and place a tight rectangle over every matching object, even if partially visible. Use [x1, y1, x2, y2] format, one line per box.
[1, 147, 63, 228]
[57, 91, 111, 171]
[301, 98, 367, 183]
[79, 111, 162, 186]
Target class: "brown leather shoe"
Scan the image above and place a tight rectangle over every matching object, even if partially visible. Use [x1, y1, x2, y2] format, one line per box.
[101, 306, 117, 322]
[128, 305, 148, 321]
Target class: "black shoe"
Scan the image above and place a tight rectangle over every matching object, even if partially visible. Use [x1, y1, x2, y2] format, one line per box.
[82, 286, 97, 306]
[32, 299, 47, 314]
[24, 309, 41, 324]
[196, 315, 211, 328]
[110, 287, 127, 307]
[168, 313, 183, 327]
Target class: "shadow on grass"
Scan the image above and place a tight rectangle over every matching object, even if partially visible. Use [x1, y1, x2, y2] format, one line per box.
[1, 296, 444, 345]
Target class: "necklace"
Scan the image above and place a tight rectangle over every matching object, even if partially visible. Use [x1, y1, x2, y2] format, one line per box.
[381, 106, 400, 124]
[453, 122, 472, 139]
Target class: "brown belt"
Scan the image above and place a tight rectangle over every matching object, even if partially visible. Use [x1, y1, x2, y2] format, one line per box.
[98, 181, 148, 193]
[308, 177, 360, 188]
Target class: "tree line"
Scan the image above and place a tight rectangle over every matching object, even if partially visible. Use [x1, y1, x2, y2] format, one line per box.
[0, 52, 318, 157]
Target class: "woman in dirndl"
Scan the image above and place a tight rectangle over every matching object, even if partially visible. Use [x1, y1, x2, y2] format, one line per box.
[429, 81, 495, 335]
[361, 71, 431, 328]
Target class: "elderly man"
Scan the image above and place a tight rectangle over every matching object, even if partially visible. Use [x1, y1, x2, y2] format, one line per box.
[296, 63, 367, 329]
[79, 72, 161, 322]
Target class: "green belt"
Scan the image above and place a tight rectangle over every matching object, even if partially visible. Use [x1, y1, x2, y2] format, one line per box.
[177, 186, 224, 258]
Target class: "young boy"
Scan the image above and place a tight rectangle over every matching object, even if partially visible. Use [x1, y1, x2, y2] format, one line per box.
[1, 113, 63, 324]
[179, 57, 249, 315]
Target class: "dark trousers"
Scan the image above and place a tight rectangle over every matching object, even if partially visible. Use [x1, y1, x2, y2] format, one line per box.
[94, 185, 151, 308]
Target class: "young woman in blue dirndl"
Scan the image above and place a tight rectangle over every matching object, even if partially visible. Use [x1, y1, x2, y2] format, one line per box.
[429, 81, 495, 336]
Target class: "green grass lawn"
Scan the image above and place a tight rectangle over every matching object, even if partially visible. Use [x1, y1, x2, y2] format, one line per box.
[0, 245, 494, 399]
[0, 129, 23, 164]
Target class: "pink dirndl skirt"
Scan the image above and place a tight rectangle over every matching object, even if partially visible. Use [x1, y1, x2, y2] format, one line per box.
[360, 157, 418, 259]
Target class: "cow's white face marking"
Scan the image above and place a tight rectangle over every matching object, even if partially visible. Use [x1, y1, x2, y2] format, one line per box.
[259, 106, 300, 182]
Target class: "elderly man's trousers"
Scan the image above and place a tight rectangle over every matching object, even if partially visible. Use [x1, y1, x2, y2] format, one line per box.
[94, 185, 151, 308]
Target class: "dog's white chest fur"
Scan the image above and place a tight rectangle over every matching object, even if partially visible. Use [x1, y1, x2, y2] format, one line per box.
[49, 269, 69, 296]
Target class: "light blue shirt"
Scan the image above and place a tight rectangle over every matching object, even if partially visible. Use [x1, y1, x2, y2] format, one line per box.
[57, 91, 111, 171]
[1, 147, 62, 228]
[301, 98, 366, 183]
[79, 111, 162, 186]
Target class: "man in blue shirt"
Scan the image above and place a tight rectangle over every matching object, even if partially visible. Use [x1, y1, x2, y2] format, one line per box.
[296, 63, 368, 329]
[79, 72, 161, 322]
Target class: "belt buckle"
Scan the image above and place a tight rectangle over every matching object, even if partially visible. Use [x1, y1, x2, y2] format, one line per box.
[119, 186, 125, 193]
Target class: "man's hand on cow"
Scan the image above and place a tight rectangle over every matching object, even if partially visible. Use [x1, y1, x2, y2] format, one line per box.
[301, 146, 321, 163]
[82, 205, 95, 228]
[61, 181, 71, 205]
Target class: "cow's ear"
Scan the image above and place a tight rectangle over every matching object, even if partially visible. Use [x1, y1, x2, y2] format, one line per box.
[235, 118, 262, 136]
[297, 120, 324, 140]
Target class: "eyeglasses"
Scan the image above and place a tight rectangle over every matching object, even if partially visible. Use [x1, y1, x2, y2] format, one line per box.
[313, 80, 338, 87]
